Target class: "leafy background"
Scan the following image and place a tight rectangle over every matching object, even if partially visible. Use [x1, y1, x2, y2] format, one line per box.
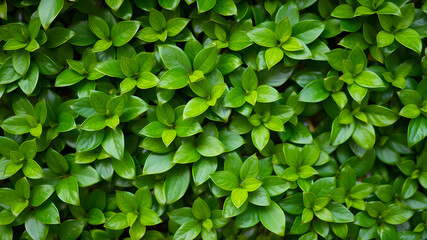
[0, 0, 427, 239]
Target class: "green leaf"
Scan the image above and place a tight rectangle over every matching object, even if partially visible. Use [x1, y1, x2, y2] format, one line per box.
[193, 157, 217, 186]
[18, 63, 39, 95]
[1, 116, 31, 135]
[46, 148, 69, 174]
[25, 213, 48, 240]
[192, 197, 211, 219]
[95, 60, 125, 78]
[156, 103, 175, 125]
[214, 0, 237, 15]
[76, 130, 104, 152]
[352, 121, 375, 150]
[87, 208, 105, 225]
[229, 31, 252, 51]
[175, 118, 203, 137]
[0, 137, 18, 158]
[144, 152, 175, 174]
[363, 105, 399, 127]
[173, 142, 200, 164]
[36, 201, 60, 224]
[408, 116, 427, 147]
[399, 104, 420, 119]
[276, 0, 299, 24]
[197, 0, 216, 13]
[216, 53, 242, 75]
[299, 80, 330, 102]
[111, 21, 140, 47]
[339, 33, 369, 50]
[241, 178, 262, 192]
[210, 171, 239, 191]
[393, 3, 415, 29]
[331, 4, 354, 18]
[376, 30, 394, 47]
[91, 91, 110, 113]
[377, 2, 400, 15]
[81, 114, 107, 131]
[174, 220, 202, 240]
[141, 121, 166, 138]
[105, 212, 129, 230]
[105, 0, 124, 11]
[91, 91, 109, 114]
[158, 0, 179, 10]
[247, 28, 277, 48]
[284, 40, 312, 60]
[23, 160, 43, 179]
[165, 165, 190, 203]
[13, 50, 30, 76]
[115, 190, 137, 212]
[394, 28, 422, 54]
[102, 128, 124, 160]
[383, 204, 414, 225]
[139, 208, 162, 226]
[136, 27, 158, 42]
[30, 185, 55, 207]
[158, 68, 189, 89]
[231, 188, 248, 208]
[38, 0, 64, 29]
[283, 41, 308, 57]
[252, 124, 270, 151]
[223, 87, 246, 108]
[265, 47, 284, 69]
[121, 96, 148, 121]
[88, 15, 110, 39]
[166, 18, 190, 37]
[149, 8, 166, 31]
[348, 83, 368, 104]
[240, 155, 259, 179]
[0, 58, 21, 84]
[70, 164, 102, 187]
[275, 17, 292, 42]
[223, 196, 248, 218]
[326, 49, 349, 71]
[193, 46, 218, 74]
[56, 176, 80, 206]
[258, 202, 286, 236]
[354, 71, 385, 88]
[162, 129, 176, 147]
[196, 135, 226, 157]
[292, 20, 325, 44]
[183, 97, 209, 119]
[264, 177, 291, 196]
[348, 45, 367, 68]
[169, 207, 196, 225]
[112, 151, 136, 179]
[249, 187, 271, 206]
[327, 202, 355, 223]
[159, 45, 192, 72]
[45, 27, 75, 48]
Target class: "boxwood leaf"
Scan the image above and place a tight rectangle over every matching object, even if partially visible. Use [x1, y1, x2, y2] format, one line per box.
[196, 135, 226, 157]
[247, 28, 277, 48]
[56, 176, 80, 206]
[111, 21, 140, 47]
[102, 128, 125, 160]
[25, 213, 48, 240]
[36, 201, 60, 224]
[38, 0, 63, 29]
[258, 202, 286, 236]
[165, 165, 190, 203]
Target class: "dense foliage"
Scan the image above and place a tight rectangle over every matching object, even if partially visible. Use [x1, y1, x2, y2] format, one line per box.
[0, 0, 427, 239]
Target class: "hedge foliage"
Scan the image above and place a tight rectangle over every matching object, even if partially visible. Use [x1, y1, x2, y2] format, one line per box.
[0, 0, 427, 239]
